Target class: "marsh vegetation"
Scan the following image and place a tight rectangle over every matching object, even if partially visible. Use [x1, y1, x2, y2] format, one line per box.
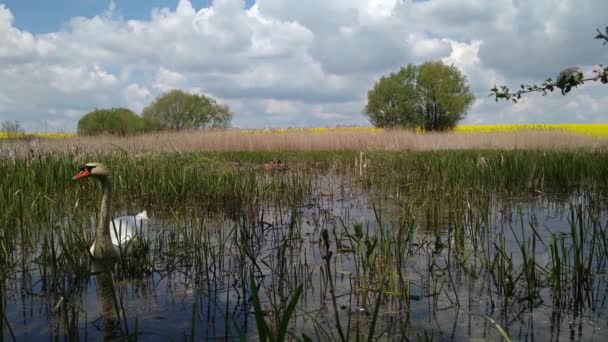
[1, 148, 608, 341]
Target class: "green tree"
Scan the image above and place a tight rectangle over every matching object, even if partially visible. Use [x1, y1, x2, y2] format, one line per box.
[78, 108, 145, 136]
[490, 27, 608, 102]
[142, 90, 232, 131]
[365, 61, 474, 131]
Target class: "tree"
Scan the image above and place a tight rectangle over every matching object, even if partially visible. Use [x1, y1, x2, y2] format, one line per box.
[490, 27, 608, 102]
[142, 90, 232, 131]
[78, 108, 145, 136]
[365, 61, 475, 131]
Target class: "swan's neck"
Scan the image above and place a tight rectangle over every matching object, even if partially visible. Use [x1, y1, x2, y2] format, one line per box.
[94, 176, 114, 259]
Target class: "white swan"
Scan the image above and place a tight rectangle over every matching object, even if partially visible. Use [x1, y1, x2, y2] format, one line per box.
[73, 162, 149, 259]
[88, 210, 149, 256]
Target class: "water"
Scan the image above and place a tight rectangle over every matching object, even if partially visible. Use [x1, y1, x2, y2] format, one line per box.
[2, 173, 608, 341]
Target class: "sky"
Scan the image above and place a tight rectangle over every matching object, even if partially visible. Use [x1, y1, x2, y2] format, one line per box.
[0, 0, 607, 132]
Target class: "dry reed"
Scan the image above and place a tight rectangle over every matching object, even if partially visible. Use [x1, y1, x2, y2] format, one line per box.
[1, 129, 606, 158]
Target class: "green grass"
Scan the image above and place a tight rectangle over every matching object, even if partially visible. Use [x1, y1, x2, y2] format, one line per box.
[1, 149, 608, 340]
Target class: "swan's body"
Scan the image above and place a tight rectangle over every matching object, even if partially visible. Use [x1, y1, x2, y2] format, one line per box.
[89, 210, 149, 256]
[74, 162, 148, 259]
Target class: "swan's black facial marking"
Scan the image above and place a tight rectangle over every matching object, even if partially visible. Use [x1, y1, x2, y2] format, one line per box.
[79, 164, 96, 171]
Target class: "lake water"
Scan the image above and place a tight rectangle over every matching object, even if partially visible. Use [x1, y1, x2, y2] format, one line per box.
[2, 173, 608, 341]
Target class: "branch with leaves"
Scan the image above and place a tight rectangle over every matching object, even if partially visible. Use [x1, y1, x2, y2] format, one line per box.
[490, 26, 608, 103]
[596, 26, 608, 45]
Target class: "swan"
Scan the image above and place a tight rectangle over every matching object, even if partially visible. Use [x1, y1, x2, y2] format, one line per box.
[73, 162, 148, 259]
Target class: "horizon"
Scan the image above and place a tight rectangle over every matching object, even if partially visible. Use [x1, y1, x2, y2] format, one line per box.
[1, 0, 607, 132]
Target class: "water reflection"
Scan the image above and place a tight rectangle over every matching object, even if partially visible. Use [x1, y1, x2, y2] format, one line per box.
[2, 175, 608, 341]
[91, 262, 121, 341]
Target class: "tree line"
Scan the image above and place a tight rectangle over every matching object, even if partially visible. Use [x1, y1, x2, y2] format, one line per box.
[78, 61, 475, 135]
[77, 89, 232, 135]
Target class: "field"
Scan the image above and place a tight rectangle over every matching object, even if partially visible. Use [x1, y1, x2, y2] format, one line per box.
[1, 122, 607, 140]
[1, 128, 608, 341]
[455, 122, 608, 137]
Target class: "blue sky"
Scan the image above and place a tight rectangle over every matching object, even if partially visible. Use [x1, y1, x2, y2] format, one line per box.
[0, 0, 606, 131]
[1, 0, 253, 33]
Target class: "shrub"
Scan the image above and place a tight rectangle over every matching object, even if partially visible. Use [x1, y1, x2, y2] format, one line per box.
[77, 108, 145, 136]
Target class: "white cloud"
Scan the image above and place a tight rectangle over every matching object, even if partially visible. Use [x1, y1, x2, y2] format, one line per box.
[410, 35, 452, 60]
[0, 0, 606, 131]
[123, 83, 152, 113]
[0, 91, 12, 110]
[265, 99, 298, 115]
[49, 64, 118, 93]
[154, 68, 187, 91]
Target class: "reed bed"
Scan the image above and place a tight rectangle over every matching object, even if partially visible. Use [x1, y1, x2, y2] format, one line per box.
[1, 150, 608, 340]
[1, 129, 607, 160]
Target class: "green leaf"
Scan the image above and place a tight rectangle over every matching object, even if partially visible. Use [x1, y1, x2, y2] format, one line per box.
[366, 290, 384, 342]
[250, 274, 272, 342]
[487, 317, 512, 342]
[276, 285, 304, 342]
[301, 334, 314, 342]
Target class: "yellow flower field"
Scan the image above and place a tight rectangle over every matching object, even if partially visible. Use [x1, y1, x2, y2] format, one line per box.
[0, 132, 76, 139]
[241, 124, 608, 138]
[1, 123, 606, 139]
[454, 123, 608, 138]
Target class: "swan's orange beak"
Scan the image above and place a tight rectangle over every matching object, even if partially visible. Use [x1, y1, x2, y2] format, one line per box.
[73, 168, 90, 180]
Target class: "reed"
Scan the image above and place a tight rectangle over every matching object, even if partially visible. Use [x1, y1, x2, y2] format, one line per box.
[1, 149, 607, 340]
[1, 129, 607, 158]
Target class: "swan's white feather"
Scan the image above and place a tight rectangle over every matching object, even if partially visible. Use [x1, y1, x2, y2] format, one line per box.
[90, 210, 149, 255]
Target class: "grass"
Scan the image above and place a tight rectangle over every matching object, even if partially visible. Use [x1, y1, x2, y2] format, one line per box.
[3, 150, 607, 211]
[1, 149, 608, 340]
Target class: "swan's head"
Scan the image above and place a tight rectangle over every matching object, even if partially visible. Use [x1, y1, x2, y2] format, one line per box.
[73, 162, 111, 180]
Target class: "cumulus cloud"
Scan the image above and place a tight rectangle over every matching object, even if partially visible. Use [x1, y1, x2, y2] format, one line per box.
[123, 83, 152, 113]
[154, 68, 187, 92]
[0, 0, 606, 131]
